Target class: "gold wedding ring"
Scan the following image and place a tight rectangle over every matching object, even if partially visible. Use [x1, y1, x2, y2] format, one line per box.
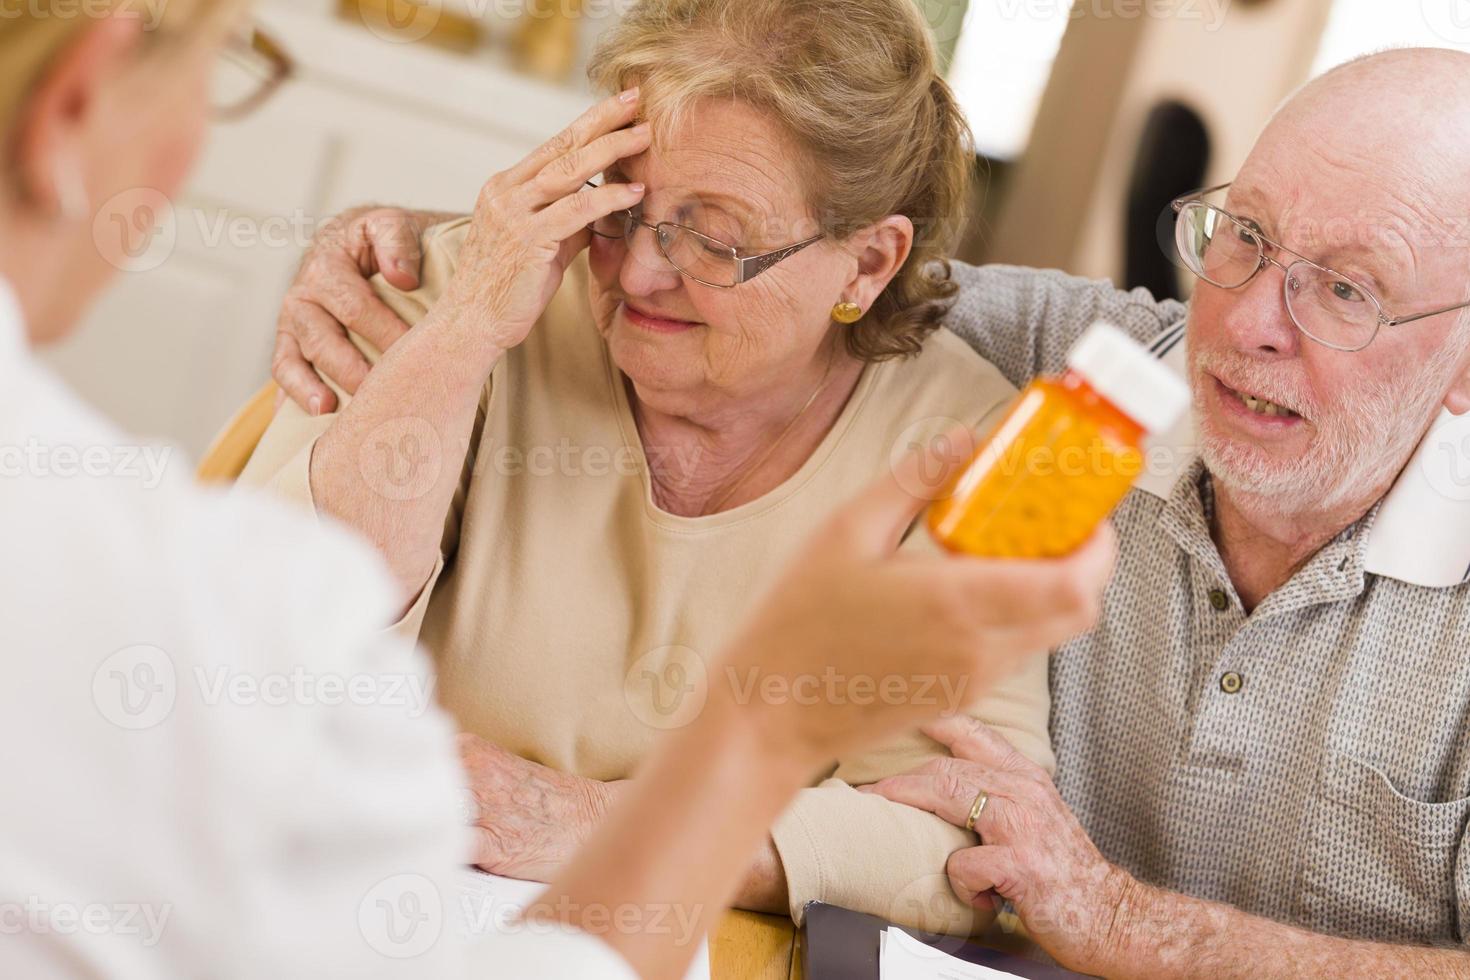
[965, 790, 989, 832]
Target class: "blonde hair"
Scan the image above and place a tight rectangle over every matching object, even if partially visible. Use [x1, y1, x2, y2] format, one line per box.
[0, 0, 239, 155]
[587, 0, 976, 361]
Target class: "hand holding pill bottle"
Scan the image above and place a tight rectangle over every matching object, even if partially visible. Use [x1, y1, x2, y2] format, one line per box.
[928, 322, 1190, 558]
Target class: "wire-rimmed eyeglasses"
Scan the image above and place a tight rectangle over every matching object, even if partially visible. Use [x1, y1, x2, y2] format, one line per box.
[1171, 183, 1470, 352]
[583, 180, 823, 288]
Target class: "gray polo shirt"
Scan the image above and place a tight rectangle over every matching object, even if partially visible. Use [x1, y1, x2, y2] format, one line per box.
[944, 261, 1470, 947]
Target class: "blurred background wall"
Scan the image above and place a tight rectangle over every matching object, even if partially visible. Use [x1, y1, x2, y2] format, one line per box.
[47, 0, 1470, 457]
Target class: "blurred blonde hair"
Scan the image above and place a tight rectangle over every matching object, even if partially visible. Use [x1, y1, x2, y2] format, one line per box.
[0, 0, 241, 156]
[588, 0, 976, 361]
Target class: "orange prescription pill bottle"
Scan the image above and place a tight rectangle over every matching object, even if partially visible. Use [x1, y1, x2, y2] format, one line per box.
[928, 322, 1190, 558]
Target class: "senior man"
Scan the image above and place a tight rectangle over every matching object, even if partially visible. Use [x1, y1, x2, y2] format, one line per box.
[858, 47, 1470, 977]
[267, 47, 1470, 977]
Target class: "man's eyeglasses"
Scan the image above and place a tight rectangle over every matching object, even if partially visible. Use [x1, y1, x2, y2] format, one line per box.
[584, 180, 823, 288]
[1171, 183, 1470, 352]
[212, 23, 292, 121]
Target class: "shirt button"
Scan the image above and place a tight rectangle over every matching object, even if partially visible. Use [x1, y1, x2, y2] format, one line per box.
[1220, 671, 1244, 695]
[1208, 589, 1230, 611]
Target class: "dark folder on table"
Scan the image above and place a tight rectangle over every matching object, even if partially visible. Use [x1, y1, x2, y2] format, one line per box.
[801, 902, 1092, 980]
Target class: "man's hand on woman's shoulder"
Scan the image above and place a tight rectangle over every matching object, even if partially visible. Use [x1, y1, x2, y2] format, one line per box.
[272, 205, 458, 415]
[271, 89, 656, 418]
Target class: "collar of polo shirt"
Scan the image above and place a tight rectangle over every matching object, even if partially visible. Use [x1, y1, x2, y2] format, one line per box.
[1135, 320, 1470, 590]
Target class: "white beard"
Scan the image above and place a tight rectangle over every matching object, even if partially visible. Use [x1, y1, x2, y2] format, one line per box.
[1190, 337, 1460, 518]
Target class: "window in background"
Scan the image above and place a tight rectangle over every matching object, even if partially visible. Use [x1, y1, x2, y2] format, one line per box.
[1312, 0, 1469, 75]
[947, 0, 1077, 160]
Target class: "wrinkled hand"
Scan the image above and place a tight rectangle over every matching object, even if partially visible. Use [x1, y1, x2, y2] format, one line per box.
[458, 732, 621, 882]
[271, 90, 650, 415]
[439, 88, 649, 353]
[272, 206, 437, 413]
[863, 715, 1137, 974]
[714, 439, 1117, 768]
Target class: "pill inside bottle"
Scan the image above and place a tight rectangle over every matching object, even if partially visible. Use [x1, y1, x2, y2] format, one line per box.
[928, 322, 1190, 559]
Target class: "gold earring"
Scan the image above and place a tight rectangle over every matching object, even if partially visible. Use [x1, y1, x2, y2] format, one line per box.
[831, 301, 863, 324]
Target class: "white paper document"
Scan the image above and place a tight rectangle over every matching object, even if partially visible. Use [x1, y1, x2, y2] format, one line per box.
[455, 868, 711, 980]
[879, 925, 1023, 980]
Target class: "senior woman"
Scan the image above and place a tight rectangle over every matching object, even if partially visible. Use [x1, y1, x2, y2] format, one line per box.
[244, 0, 1037, 932]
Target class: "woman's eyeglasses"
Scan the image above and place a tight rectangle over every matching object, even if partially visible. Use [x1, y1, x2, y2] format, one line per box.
[583, 180, 823, 288]
[1172, 183, 1470, 353]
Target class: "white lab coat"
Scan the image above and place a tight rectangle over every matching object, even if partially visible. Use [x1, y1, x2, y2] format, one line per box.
[0, 278, 634, 980]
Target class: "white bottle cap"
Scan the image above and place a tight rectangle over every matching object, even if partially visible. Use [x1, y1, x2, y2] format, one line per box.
[1066, 321, 1191, 434]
